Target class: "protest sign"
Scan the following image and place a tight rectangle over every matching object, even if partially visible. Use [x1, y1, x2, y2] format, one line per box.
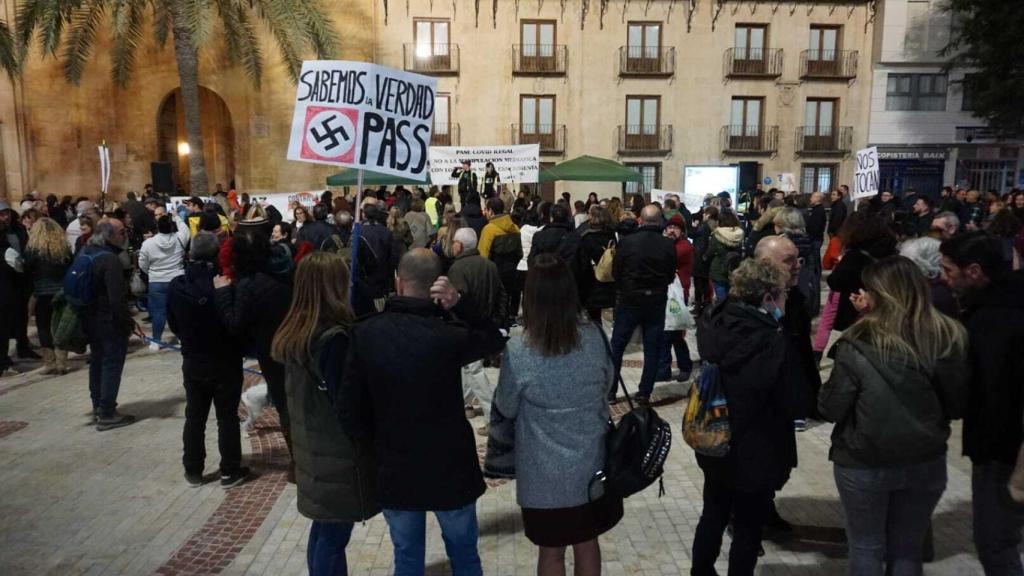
[652, 188, 706, 215]
[428, 145, 540, 185]
[251, 191, 320, 220]
[287, 61, 438, 180]
[166, 196, 212, 214]
[852, 146, 880, 200]
[776, 173, 797, 193]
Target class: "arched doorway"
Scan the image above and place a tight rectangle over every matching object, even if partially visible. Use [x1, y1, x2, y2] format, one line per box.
[157, 87, 235, 194]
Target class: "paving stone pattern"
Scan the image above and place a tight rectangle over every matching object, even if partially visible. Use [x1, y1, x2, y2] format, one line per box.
[0, 333, 1001, 575]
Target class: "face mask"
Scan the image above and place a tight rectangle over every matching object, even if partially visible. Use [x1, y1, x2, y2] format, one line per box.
[766, 294, 783, 321]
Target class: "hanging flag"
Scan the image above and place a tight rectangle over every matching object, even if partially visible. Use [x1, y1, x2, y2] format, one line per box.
[98, 142, 111, 196]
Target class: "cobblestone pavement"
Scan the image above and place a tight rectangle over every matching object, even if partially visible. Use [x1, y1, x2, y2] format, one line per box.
[0, 328, 999, 576]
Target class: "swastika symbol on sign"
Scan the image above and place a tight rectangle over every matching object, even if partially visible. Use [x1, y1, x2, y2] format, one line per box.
[303, 108, 357, 160]
[310, 115, 350, 151]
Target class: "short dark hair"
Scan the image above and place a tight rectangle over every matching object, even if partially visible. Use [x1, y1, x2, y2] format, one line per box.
[523, 253, 580, 356]
[941, 231, 1006, 280]
[718, 209, 741, 228]
[274, 221, 293, 239]
[313, 204, 330, 221]
[231, 230, 271, 278]
[397, 248, 442, 294]
[198, 211, 221, 232]
[915, 196, 933, 208]
[550, 203, 570, 224]
[156, 214, 175, 234]
[486, 197, 504, 215]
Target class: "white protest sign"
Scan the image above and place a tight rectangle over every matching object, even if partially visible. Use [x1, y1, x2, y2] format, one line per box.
[251, 191, 320, 221]
[776, 173, 797, 193]
[852, 146, 880, 200]
[650, 188, 675, 205]
[653, 188, 705, 215]
[287, 61, 438, 179]
[166, 196, 212, 213]
[429, 145, 540, 185]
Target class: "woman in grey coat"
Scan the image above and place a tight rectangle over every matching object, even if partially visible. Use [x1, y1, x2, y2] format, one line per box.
[492, 252, 621, 576]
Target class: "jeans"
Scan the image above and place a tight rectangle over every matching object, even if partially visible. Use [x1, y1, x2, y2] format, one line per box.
[461, 360, 494, 422]
[659, 330, 694, 378]
[148, 282, 171, 342]
[610, 299, 666, 398]
[973, 461, 1024, 576]
[86, 325, 128, 417]
[383, 503, 482, 576]
[34, 294, 55, 349]
[308, 520, 354, 576]
[182, 358, 243, 476]
[834, 457, 947, 576]
[691, 458, 772, 576]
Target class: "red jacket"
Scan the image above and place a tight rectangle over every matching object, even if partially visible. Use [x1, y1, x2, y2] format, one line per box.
[673, 237, 694, 295]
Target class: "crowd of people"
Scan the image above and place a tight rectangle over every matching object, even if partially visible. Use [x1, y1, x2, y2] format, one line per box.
[1, 172, 1023, 576]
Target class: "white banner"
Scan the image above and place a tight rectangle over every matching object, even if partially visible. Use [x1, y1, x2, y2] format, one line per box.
[251, 191, 320, 221]
[653, 188, 705, 215]
[776, 172, 797, 193]
[428, 145, 540, 185]
[287, 61, 438, 179]
[852, 146, 880, 200]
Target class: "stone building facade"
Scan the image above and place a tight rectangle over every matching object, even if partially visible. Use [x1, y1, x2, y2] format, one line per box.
[1, 0, 877, 202]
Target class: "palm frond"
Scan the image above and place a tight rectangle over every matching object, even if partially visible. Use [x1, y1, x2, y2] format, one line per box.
[250, 0, 303, 82]
[110, 0, 145, 87]
[151, 0, 170, 47]
[0, 19, 18, 77]
[40, 0, 84, 57]
[213, 0, 263, 87]
[181, 0, 212, 49]
[15, 0, 45, 51]
[292, 0, 340, 59]
[61, 0, 105, 84]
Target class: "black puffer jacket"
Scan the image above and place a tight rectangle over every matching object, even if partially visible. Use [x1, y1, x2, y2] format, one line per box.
[961, 271, 1024, 465]
[337, 296, 506, 510]
[612, 224, 675, 306]
[826, 236, 896, 331]
[214, 271, 292, 362]
[81, 244, 132, 338]
[696, 299, 799, 493]
[577, 227, 618, 310]
[827, 201, 848, 236]
[296, 220, 339, 251]
[820, 337, 968, 468]
[528, 222, 581, 272]
[460, 203, 486, 238]
[168, 261, 244, 363]
[691, 221, 716, 278]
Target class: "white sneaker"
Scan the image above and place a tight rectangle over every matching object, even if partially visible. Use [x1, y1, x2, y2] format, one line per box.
[148, 342, 161, 352]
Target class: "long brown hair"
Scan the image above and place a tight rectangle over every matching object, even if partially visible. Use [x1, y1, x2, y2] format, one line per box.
[846, 255, 967, 372]
[522, 253, 581, 356]
[271, 252, 354, 364]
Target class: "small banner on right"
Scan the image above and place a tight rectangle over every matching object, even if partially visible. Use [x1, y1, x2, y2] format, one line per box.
[852, 146, 880, 200]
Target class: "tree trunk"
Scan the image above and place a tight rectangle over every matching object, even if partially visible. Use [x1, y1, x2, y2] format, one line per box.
[170, 1, 209, 196]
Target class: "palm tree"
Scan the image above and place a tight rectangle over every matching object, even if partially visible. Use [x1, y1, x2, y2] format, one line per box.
[15, 0, 340, 195]
[0, 20, 16, 77]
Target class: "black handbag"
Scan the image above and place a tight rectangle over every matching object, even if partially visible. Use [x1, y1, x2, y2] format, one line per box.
[589, 322, 672, 501]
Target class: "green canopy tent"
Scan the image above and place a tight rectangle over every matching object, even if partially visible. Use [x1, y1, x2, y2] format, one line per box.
[537, 155, 644, 183]
[325, 168, 431, 187]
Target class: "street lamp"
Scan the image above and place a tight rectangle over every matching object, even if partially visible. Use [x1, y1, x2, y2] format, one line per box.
[178, 142, 191, 156]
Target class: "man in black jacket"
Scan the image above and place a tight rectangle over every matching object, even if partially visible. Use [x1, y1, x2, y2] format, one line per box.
[168, 232, 248, 487]
[452, 160, 479, 209]
[940, 232, 1024, 575]
[0, 202, 31, 375]
[296, 204, 339, 251]
[352, 203, 403, 316]
[81, 218, 136, 431]
[338, 249, 504, 576]
[527, 203, 580, 275]
[609, 204, 676, 404]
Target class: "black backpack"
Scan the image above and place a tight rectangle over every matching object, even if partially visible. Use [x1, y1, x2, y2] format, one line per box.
[589, 322, 672, 500]
[489, 233, 523, 276]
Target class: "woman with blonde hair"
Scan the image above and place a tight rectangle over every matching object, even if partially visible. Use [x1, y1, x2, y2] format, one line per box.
[387, 206, 413, 250]
[271, 252, 379, 576]
[819, 255, 968, 576]
[23, 217, 73, 373]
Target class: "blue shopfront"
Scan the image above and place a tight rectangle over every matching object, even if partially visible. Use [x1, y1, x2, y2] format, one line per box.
[876, 148, 948, 200]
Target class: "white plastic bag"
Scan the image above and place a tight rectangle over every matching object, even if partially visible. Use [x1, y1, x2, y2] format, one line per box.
[664, 277, 695, 331]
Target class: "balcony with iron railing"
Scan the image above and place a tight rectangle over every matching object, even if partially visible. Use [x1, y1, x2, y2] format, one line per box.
[431, 123, 460, 147]
[617, 125, 673, 155]
[720, 125, 779, 155]
[403, 43, 460, 75]
[795, 126, 853, 155]
[511, 124, 566, 155]
[799, 50, 858, 80]
[512, 45, 567, 76]
[724, 47, 784, 78]
[618, 46, 676, 78]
